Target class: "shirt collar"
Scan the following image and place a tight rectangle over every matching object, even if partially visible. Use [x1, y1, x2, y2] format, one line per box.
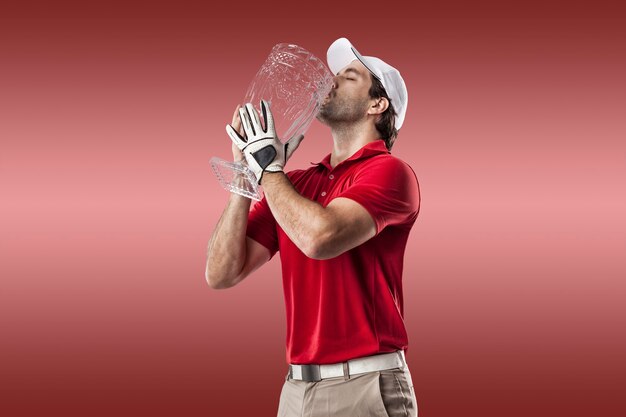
[312, 139, 389, 170]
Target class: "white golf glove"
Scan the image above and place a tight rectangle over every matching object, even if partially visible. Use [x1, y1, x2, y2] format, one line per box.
[226, 100, 304, 184]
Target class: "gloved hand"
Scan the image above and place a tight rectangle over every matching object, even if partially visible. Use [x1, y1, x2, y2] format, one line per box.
[226, 100, 304, 184]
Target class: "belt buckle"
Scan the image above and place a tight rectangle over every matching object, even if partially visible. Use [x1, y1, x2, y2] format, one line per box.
[300, 364, 321, 382]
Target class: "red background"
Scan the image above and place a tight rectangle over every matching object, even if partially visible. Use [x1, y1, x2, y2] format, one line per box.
[1, 2, 625, 416]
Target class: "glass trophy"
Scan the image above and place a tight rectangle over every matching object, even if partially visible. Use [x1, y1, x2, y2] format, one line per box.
[210, 43, 334, 200]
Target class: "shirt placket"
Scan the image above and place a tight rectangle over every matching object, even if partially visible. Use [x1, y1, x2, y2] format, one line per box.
[319, 169, 339, 205]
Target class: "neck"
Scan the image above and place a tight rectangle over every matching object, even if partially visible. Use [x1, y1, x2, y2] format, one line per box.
[329, 120, 380, 168]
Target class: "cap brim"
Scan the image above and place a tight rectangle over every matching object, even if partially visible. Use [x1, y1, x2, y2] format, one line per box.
[327, 38, 380, 80]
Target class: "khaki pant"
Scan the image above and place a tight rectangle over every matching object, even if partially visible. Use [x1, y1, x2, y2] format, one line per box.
[276, 366, 418, 417]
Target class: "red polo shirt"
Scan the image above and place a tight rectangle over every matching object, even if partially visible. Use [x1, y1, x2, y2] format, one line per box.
[246, 140, 420, 365]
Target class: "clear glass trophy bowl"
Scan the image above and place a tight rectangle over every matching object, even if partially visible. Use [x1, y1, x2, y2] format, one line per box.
[210, 43, 334, 201]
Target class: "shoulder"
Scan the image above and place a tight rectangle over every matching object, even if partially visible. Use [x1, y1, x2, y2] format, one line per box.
[359, 153, 418, 183]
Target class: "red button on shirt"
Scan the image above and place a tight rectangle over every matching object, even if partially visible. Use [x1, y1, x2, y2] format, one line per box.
[246, 140, 420, 364]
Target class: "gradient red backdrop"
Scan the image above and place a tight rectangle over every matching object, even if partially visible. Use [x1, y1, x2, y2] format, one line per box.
[1, 2, 625, 417]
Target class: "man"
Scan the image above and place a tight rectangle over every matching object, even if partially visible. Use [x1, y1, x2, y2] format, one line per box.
[206, 37, 420, 417]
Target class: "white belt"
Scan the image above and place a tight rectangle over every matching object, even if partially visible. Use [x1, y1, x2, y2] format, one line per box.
[288, 350, 406, 382]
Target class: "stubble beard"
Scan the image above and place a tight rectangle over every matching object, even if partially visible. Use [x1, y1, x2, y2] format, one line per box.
[316, 94, 369, 128]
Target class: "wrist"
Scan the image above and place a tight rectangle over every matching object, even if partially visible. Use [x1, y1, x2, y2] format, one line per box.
[261, 170, 284, 186]
[227, 187, 253, 206]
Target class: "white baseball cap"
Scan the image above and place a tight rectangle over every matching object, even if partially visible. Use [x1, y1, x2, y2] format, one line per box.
[326, 37, 408, 130]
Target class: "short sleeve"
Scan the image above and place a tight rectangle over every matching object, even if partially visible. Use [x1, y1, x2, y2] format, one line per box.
[246, 196, 279, 258]
[335, 156, 420, 234]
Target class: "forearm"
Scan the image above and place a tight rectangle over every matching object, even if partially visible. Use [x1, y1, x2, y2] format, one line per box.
[261, 172, 331, 258]
[206, 191, 251, 288]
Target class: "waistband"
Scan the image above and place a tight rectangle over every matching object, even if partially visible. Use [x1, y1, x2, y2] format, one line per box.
[288, 350, 407, 382]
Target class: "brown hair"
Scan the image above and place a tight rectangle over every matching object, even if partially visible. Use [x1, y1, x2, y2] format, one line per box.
[369, 73, 398, 151]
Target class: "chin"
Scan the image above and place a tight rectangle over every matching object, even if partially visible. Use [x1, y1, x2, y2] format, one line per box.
[315, 108, 325, 120]
[315, 111, 330, 126]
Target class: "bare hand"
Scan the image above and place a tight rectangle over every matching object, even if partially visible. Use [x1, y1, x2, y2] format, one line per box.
[230, 105, 246, 163]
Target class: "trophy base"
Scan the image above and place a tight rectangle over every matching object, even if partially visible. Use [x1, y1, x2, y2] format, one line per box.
[210, 157, 262, 201]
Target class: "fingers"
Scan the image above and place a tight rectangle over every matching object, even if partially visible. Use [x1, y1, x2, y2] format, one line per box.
[260, 100, 275, 134]
[285, 134, 305, 159]
[244, 103, 263, 136]
[226, 123, 246, 149]
[226, 101, 274, 151]
[238, 107, 254, 137]
[231, 104, 241, 127]
[230, 104, 245, 137]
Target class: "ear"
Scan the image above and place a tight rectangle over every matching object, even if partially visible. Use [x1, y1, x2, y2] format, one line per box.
[367, 97, 389, 116]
